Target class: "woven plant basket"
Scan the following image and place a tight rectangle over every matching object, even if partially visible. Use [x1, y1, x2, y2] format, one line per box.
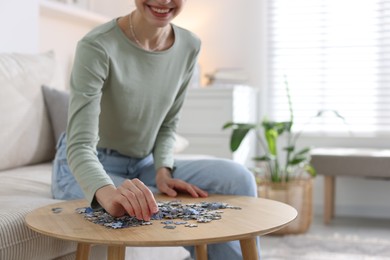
[258, 178, 313, 235]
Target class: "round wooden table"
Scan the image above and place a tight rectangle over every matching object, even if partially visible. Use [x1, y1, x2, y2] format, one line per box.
[25, 194, 297, 260]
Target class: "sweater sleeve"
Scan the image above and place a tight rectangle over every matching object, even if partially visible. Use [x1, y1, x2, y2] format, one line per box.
[66, 40, 114, 205]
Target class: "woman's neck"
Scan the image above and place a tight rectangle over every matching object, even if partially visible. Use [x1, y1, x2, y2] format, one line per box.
[128, 11, 173, 51]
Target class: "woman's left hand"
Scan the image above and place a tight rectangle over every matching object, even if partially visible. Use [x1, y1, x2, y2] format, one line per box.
[155, 167, 208, 198]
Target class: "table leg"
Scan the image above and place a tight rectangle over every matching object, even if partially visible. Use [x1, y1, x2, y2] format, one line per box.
[324, 175, 335, 224]
[240, 238, 258, 260]
[195, 244, 207, 260]
[107, 245, 125, 260]
[76, 243, 91, 260]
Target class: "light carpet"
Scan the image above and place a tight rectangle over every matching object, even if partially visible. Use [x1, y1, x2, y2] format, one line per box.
[261, 233, 390, 260]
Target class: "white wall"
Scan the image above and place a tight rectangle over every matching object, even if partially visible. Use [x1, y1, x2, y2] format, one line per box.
[90, 0, 134, 18]
[0, 0, 39, 52]
[39, 3, 109, 89]
[174, 0, 264, 88]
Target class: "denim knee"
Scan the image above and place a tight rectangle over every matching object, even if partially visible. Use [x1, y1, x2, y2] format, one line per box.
[51, 132, 84, 200]
[201, 159, 257, 197]
[225, 160, 257, 197]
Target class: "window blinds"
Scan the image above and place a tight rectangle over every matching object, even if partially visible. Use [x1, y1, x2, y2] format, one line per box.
[266, 0, 390, 136]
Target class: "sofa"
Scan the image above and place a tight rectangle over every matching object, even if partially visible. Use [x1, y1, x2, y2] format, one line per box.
[0, 52, 189, 260]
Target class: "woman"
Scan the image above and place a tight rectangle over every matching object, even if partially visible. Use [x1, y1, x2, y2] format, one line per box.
[52, 0, 259, 258]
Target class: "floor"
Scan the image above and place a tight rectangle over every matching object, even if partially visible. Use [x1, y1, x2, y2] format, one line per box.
[261, 214, 390, 245]
[260, 214, 390, 259]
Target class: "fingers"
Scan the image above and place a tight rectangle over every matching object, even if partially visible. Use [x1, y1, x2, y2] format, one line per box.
[118, 179, 158, 221]
[115, 188, 136, 216]
[193, 185, 208, 198]
[183, 182, 208, 198]
[158, 181, 178, 197]
[181, 181, 199, 198]
[162, 179, 208, 198]
[132, 179, 159, 214]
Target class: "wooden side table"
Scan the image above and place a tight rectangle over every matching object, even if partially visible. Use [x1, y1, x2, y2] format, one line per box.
[25, 194, 297, 260]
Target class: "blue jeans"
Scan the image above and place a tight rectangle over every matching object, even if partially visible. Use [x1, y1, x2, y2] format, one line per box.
[52, 132, 260, 260]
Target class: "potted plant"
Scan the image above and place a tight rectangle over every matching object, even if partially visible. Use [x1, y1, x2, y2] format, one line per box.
[223, 81, 344, 234]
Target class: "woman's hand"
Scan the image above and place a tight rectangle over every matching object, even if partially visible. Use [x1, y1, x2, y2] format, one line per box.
[95, 179, 159, 220]
[156, 167, 208, 198]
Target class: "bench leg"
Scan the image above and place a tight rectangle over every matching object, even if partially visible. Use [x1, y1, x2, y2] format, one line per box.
[240, 238, 259, 260]
[195, 244, 208, 260]
[107, 245, 125, 260]
[324, 175, 335, 224]
[76, 243, 91, 260]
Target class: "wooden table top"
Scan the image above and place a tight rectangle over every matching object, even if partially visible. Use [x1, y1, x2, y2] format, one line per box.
[25, 194, 297, 247]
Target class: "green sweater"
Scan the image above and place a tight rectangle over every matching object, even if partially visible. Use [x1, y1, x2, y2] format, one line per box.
[66, 19, 201, 204]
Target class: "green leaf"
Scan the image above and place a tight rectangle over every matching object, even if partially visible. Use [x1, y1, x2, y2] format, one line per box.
[222, 122, 235, 129]
[253, 155, 275, 161]
[284, 145, 295, 152]
[223, 122, 257, 131]
[304, 164, 317, 177]
[288, 155, 307, 165]
[295, 147, 311, 156]
[264, 128, 278, 155]
[315, 109, 345, 120]
[223, 122, 258, 152]
[230, 128, 251, 152]
[276, 121, 292, 134]
[262, 120, 292, 135]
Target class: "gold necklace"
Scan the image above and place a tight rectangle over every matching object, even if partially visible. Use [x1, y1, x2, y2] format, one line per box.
[129, 12, 167, 52]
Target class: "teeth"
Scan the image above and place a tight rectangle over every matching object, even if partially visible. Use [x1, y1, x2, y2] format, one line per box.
[151, 7, 170, 14]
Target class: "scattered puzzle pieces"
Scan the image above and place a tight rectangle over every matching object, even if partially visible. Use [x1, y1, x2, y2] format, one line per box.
[75, 200, 241, 230]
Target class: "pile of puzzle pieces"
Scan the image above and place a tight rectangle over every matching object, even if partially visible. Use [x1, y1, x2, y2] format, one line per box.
[75, 200, 241, 229]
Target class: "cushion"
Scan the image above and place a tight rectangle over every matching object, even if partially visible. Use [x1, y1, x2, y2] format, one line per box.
[0, 163, 77, 260]
[42, 85, 69, 143]
[174, 133, 190, 153]
[0, 51, 57, 171]
[311, 148, 390, 177]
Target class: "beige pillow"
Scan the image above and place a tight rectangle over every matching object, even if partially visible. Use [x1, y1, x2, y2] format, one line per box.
[0, 51, 56, 171]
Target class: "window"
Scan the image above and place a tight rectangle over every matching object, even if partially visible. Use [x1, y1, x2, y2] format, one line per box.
[266, 0, 390, 136]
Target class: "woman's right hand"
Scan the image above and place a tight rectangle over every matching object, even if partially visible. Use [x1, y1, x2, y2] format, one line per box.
[95, 179, 159, 221]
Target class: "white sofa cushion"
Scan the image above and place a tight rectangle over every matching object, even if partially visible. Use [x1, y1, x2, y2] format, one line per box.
[0, 52, 56, 171]
[0, 163, 77, 260]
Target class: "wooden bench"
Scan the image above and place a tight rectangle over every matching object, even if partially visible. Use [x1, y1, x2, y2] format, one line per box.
[310, 148, 390, 224]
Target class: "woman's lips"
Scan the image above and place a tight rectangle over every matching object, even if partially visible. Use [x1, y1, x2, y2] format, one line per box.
[148, 5, 173, 17]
